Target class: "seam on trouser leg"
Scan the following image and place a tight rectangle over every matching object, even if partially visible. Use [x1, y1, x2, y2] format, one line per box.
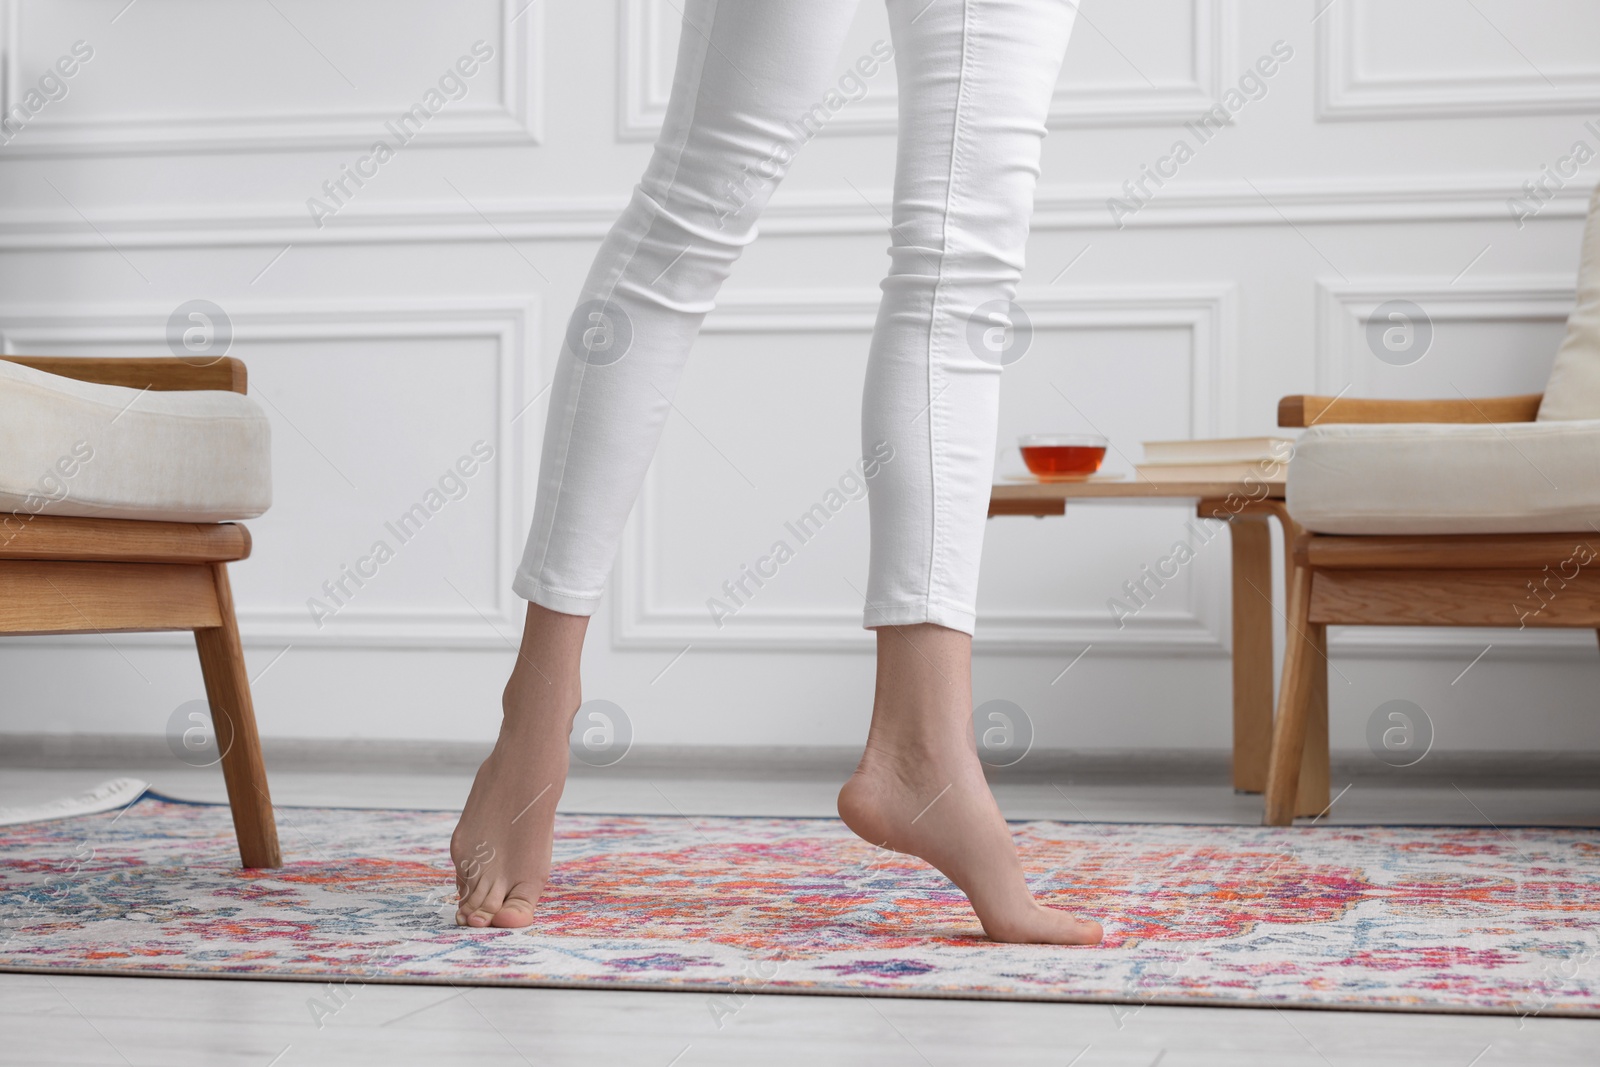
[925, 0, 976, 623]
[521, 0, 719, 594]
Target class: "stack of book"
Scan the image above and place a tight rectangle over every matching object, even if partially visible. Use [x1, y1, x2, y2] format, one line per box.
[1134, 436, 1295, 484]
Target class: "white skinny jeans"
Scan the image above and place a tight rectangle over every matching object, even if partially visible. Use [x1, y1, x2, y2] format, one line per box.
[513, 0, 1078, 635]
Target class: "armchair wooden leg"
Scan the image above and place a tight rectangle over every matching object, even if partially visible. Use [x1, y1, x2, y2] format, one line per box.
[1264, 564, 1319, 825]
[1296, 621, 1330, 818]
[194, 562, 281, 868]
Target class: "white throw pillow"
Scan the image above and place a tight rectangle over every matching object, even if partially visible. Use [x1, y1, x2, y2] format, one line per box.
[1539, 181, 1600, 420]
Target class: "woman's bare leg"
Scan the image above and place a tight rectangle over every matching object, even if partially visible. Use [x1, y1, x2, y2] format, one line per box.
[838, 624, 1102, 944]
[451, 603, 586, 927]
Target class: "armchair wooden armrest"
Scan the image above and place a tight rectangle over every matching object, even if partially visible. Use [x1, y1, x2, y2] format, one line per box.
[1277, 393, 1542, 428]
[0, 355, 247, 395]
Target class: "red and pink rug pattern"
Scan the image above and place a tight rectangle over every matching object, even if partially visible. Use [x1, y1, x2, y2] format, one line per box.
[2, 793, 1597, 1014]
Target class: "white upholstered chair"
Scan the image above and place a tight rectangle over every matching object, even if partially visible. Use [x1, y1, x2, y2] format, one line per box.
[1262, 181, 1600, 824]
[0, 356, 279, 866]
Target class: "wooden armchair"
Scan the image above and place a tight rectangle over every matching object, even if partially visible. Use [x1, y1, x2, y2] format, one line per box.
[1262, 391, 1598, 825]
[0, 356, 280, 867]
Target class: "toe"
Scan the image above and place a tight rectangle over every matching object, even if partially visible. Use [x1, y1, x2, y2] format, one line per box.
[456, 879, 502, 929]
[490, 884, 542, 928]
[465, 899, 502, 928]
[1040, 905, 1103, 946]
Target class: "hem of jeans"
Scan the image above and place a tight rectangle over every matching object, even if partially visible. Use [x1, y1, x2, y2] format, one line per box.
[511, 572, 603, 617]
[862, 597, 977, 636]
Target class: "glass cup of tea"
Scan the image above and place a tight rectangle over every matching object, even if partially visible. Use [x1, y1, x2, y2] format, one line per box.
[1018, 433, 1108, 477]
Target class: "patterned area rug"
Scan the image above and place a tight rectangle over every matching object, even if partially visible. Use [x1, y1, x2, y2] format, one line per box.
[2, 792, 1598, 1015]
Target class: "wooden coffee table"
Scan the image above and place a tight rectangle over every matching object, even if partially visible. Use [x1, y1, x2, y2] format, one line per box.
[989, 476, 1327, 813]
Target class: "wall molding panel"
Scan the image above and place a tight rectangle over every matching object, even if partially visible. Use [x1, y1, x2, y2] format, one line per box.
[0, 297, 541, 648]
[1313, 276, 1576, 395]
[0, 0, 544, 155]
[617, 0, 1238, 140]
[1316, 0, 1600, 120]
[612, 285, 1238, 653]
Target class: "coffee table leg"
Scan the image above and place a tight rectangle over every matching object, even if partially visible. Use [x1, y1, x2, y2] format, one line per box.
[1228, 513, 1275, 793]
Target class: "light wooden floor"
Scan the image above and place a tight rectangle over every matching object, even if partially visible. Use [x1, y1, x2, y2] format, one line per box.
[4, 765, 1598, 1066]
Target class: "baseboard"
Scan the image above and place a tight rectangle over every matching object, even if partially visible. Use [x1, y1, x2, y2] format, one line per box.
[0, 734, 858, 780]
[2, 734, 1596, 788]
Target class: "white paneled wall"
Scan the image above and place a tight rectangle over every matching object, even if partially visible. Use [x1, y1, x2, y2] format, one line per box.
[2, 0, 1598, 757]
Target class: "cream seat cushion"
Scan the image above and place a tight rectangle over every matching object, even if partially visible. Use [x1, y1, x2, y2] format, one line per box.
[1287, 419, 1600, 535]
[0, 359, 271, 522]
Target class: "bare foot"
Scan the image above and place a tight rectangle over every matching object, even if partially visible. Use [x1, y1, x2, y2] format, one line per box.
[837, 625, 1103, 946]
[450, 603, 587, 929]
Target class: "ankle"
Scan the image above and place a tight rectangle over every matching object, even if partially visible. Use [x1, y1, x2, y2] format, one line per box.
[864, 695, 976, 752]
[500, 671, 580, 726]
[859, 733, 979, 791]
